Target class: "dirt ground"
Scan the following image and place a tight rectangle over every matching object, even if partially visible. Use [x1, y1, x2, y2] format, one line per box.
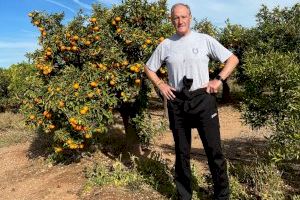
[0, 105, 268, 200]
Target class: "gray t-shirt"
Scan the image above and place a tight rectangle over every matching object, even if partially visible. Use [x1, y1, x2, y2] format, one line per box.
[146, 31, 232, 91]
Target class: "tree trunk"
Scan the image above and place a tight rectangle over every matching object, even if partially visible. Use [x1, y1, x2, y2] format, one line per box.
[222, 81, 231, 103]
[118, 104, 142, 156]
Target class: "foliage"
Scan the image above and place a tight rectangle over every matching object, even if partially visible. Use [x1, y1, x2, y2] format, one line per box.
[241, 3, 300, 162]
[84, 158, 144, 189]
[6, 62, 36, 111]
[229, 161, 286, 199]
[0, 68, 10, 112]
[22, 0, 174, 156]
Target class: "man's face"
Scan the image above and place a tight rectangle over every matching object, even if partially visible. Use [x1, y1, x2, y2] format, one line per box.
[171, 5, 191, 36]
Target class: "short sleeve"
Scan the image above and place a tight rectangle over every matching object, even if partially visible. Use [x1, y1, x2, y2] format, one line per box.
[146, 42, 167, 72]
[205, 35, 232, 63]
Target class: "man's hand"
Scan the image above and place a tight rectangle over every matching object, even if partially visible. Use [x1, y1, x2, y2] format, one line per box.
[158, 83, 176, 100]
[206, 79, 222, 94]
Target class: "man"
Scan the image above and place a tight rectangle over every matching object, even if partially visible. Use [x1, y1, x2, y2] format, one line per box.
[144, 3, 239, 200]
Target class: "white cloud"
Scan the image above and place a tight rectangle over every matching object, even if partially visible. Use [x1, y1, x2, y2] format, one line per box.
[45, 0, 76, 13]
[0, 41, 38, 49]
[73, 0, 92, 10]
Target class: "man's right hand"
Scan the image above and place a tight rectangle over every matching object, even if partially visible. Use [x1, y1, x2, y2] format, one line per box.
[158, 83, 176, 100]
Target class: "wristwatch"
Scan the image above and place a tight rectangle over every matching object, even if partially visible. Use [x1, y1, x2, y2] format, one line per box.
[215, 75, 225, 84]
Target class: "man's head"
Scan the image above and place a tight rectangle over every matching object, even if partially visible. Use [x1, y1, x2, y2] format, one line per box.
[171, 3, 192, 36]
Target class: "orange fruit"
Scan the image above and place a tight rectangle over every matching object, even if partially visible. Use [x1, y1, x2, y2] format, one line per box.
[122, 60, 129, 66]
[109, 80, 116, 86]
[116, 28, 122, 33]
[58, 101, 65, 108]
[49, 124, 55, 129]
[115, 16, 121, 22]
[94, 35, 100, 40]
[145, 39, 151, 44]
[90, 81, 97, 87]
[46, 51, 52, 56]
[84, 40, 91, 45]
[87, 93, 94, 98]
[93, 26, 100, 31]
[34, 21, 40, 25]
[60, 45, 66, 51]
[72, 35, 79, 41]
[84, 133, 92, 139]
[135, 79, 141, 85]
[29, 115, 35, 120]
[158, 37, 165, 43]
[112, 20, 116, 25]
[28, 13, 33, 17]
[80, 109, 87, 115]
[130, 66, 136, 72]
[42, 31, 47, 37]
[54, 147, 63, 153]
[39, 27, 45, 32]
[71, 46, 78, 51]
[73, 83, 79, 89]
[90, 17, 97, 23]
[83, 106, 89, 111]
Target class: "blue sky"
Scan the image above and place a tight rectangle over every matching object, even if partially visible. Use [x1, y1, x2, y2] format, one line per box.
[0, 0, 298, 68]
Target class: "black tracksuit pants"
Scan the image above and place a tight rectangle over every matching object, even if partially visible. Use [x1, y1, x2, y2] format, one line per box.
[167, 86, 229, 200]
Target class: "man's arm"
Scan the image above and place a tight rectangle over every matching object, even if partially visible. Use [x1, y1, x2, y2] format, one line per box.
[206, 54, 239, 94]
[144, 66, 176, 100]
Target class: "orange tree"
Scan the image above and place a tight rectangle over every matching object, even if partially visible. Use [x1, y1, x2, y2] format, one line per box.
[22, 0, 173, 157]
[241, 4, 300, 162]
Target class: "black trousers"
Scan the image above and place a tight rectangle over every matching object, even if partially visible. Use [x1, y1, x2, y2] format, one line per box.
[167, 89, 229, 200]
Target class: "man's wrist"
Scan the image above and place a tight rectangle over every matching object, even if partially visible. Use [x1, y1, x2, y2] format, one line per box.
[156, 79, 164, 87]
[215, 75, 225, 84]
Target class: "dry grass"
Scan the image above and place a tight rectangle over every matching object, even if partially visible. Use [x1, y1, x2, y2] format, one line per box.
[0, 112, 34, 147]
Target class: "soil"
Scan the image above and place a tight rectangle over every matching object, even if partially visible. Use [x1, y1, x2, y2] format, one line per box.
[0, 105, 269, 200]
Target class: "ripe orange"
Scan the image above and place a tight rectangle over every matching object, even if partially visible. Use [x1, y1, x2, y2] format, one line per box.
[145, 39, 151, 44]
[73, 83, 79, 89]
[49, 124, 55, 129]
[42, 31, 47, 37]
[116, 28, 122, 33]
[46, 51, 52, 56]
[72, 35, 79, 41]
[87, 93, 94, 98]
[158, 37, 165, 43]
[93, 26, 100, 31]
[34, 21, 40, 26]
[90, 17, 97, 23]
[115, 16, 121, 22]
[28, 13, 33, 17]
[60, 45, 66, 51]
[109, 80, 116, 86]
[80, 109, 87, 115]
[58, 101, 65, 108]
[94, 35, 100, 40]
[29, 115, 35, 120]
[122, 60, 129, 66]
[125, 40, 132, 45]
[71, 46, 78, 51]
[112, 20, 117, 25]
[90, 81, 97, 87]
[135, 79, 141, 85]
[130, 66, 136, 72]
[84, 40, 91, 45]
[54, 147, 63, 153]
[39, 27, 45, 32]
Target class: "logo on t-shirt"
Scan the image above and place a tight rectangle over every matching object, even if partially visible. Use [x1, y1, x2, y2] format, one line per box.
[192, 48, 199, 55]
